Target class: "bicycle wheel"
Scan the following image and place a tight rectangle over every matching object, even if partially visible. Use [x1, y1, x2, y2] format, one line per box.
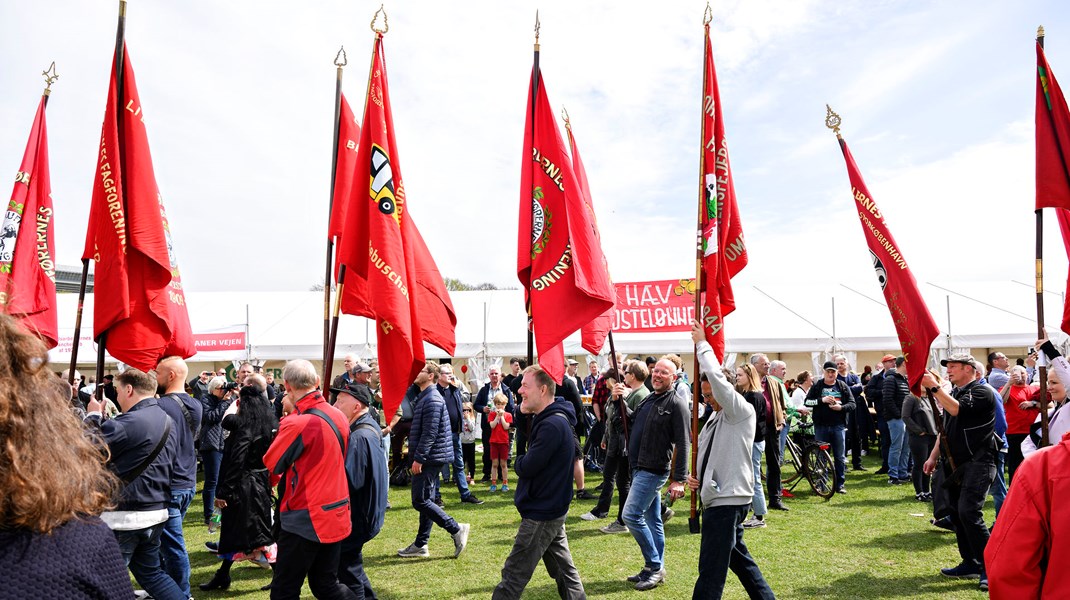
[805, 444, 836, 499]
[780, 437, 804, 488]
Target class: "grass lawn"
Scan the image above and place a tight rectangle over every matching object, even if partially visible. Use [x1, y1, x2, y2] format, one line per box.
[183, 452, 995, 599]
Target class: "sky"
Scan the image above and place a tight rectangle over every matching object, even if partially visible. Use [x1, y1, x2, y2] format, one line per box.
[3, 0, 1070, 304]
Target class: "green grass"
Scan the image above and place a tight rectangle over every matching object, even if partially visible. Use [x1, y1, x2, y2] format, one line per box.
[183, 452, 995, 599]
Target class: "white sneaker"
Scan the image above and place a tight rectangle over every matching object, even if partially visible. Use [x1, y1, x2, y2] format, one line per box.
[600, 521, 629, 534]
[397, 543, 429, 557]
[580, 511, 606, 521]
[742, 517, 766, 529]
[453, 523, 470, 558]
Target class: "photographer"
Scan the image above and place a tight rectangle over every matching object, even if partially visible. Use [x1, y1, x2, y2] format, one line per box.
[190, 370, 212, 400]
[199, 376, 236, 525]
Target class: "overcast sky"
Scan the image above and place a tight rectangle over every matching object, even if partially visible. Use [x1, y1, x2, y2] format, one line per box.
[3, 0, 1070, 305]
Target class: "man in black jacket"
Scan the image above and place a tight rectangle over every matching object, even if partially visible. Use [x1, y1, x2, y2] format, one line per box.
[474, 366, 514, 482]
[883, 357, 912, 485]
[492, 365, 586, 600]
[805, 362, 856, 494]
[865, 354, 898, 473]
[335, 383, 389, 600]
[435, 364, 483, 505]
[86, 368, 184, 600]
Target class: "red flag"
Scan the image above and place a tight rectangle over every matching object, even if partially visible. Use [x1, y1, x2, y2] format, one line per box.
[408, 224, 457, 356]
[835, 135, 939, 395]
[564, 119, 614, 356]
[698, 24, 748, 361]
[337, 35, 429, 418]
[1036, 42, 1070, 211]
[1057, 209, 1070, 336]
[328, 94, 361, 277]
[0, 94, 58, 348]
[82, 44, 194, 371]
[517, 68, 615, 382]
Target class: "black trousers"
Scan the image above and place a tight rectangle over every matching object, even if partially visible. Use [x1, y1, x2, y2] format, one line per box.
[338, 541, 375, 600]
[271, 530, 355, 600]
[764, 426, 783, 502]
[389, 420, 412, 471]
[593, 449, 630, 523]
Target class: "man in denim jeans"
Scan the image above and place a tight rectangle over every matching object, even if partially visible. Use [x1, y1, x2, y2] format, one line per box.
[155, 356, 203, 599]
[621, 358, 690, 591]
[922, 355, 997, 592]
[805, 362, 855, 494]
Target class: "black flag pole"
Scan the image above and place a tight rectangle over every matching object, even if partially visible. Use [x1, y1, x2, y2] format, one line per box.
[323, 46, 346, 372]
[526, 11, 540, 372]
[1037, 26, 1052, 447]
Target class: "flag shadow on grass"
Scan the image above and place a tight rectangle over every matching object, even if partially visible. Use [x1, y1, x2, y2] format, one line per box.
[853, 530, 950, 552]
[796, 572, 972, 598]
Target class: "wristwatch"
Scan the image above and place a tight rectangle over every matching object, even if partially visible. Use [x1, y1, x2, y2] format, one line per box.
[928, 386, 939, 396]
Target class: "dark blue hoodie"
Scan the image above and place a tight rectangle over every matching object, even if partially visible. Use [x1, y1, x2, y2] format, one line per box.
[514, 398, 576, 521]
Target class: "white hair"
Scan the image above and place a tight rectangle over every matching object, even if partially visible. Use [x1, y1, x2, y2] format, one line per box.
[283, 359, 320, 390]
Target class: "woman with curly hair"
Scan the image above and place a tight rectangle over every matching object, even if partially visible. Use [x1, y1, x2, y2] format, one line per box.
[200, 375, 279, 591]
[0, 314, 131, 598]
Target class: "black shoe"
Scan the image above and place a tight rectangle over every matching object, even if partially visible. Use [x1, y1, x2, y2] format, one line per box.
[204, 541, 219, 552]
[479, 476, 491, 483]
[931, 516, 954, 531]
[941, 561, 982, 579]
[575, 489, 596, 500]
[260, 582, 273, 591]
[851, 465, 866, 471]
[198, 571, 232, 591]
[769, 502, 789, 511]
[874, 467, 888, 475]
[635, 567, 665, 591]
[461, 494, 484, 505]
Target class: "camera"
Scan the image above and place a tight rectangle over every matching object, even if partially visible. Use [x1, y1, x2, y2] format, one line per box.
[221, 381, 239, 392]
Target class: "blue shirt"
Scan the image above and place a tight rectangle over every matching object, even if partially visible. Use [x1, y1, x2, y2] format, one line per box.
[157, 392, 203, 490]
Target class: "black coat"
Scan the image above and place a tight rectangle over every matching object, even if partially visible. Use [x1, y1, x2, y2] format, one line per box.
[216, 413, 275, 554]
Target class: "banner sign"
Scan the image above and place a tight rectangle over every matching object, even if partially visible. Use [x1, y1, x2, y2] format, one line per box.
[193, 332, 247, 352]
[612, 279, 697, 333]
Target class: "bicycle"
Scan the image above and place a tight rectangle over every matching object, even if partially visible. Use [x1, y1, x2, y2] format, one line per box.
[781, 416, 835, 499]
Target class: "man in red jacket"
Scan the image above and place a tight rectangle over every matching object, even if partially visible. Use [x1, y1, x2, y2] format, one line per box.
[985, 431, 1070, 598]
[263, 360, 356, 600]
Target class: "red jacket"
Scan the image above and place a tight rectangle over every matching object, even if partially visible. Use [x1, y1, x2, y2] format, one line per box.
[985, 431, 1070, 599]
[264, 390, 351, 544]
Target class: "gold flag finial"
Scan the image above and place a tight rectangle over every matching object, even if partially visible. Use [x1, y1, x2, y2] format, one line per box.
[334, 46, 347, 67]
[42, 61, 58, 94]
[561, 106, 570, 129]
[370, 5, 388, 35]
[1038, 25, 1046, 40]
[704, 1, 713, 26]
[535, 10, 541, 46]
[825, 104, 843, 137]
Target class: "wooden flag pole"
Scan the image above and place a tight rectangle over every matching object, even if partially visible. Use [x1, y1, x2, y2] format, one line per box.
[526, 11, 540, 372]
[323, 47, 346, 371]
[1037, 26, 1051, 447]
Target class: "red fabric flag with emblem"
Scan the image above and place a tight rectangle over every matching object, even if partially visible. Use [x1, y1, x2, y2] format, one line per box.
[564, 119, 614, 356]
[328, 93, 361, 276]
[336, 35, 439, 418]
[0, 94, 58, 348]
[1036, 42, 1070, 211]
[835, 135, 939, 394]
[517, 68, 615, 383]
[82, 44, 194, 371]
[698, 24, 748, 362]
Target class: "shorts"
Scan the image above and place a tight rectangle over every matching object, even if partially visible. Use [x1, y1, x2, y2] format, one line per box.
[490, 442, 510, 461]
[574, 433, 583, 459]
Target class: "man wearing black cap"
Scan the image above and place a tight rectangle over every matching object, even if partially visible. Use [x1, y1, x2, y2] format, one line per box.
[333, 383, 389, 600]
[921, 354, 997, 591]
[804, 362, 855, 494]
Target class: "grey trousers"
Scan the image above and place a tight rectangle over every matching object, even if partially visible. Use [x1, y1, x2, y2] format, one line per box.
[492, 516, 586, 600]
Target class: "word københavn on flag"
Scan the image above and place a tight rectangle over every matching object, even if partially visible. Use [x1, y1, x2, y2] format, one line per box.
[518, 67, 614, 383]
[336, 34, 456, 418]
[835, 134, 938, 395]
[0, 94, 58, 348]
[699, 23, 748, 362]
[82, 44, 194, 371]
[1035, 41, 1070, 336]
[565, 119, 615, 356]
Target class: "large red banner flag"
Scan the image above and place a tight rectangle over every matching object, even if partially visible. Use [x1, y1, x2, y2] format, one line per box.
[0, 94, 58, 348]
[1036, 41, 1070, 211]
[834, 130, 939, 394]
[82, 44, 194, 371]
[517, 68, 615, 383]
[328, 94, 361, 264]
[699, 23, 748, 362]
[564, 118, 614, 356]
[337, 34, 429, 418]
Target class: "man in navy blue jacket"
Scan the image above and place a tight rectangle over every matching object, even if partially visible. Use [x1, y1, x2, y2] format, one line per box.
[493, 365, 586, 600]
[86, 368, 184, 600]
[398, 363, 470, 559]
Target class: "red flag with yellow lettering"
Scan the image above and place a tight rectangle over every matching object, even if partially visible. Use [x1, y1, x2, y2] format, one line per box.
[82, 45, 194, 370]
[0, 94, 58, 348]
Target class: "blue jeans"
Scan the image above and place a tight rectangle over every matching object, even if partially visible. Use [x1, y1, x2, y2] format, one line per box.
[778, 425, 789, 461]
[693, 504, 775, 600]
[114, 523, 186, 600]
[622, 469, 668, 571]
[437, 433, 473, 500]
[161, 488, 195, 597]
[886, 419, 910, 480]
[201, 449, 224, 523]
[815, 424, 846, 490]
[989, 451, 1007, 519]
[750, 441, 766, 516]
[411, 464, 460, 547]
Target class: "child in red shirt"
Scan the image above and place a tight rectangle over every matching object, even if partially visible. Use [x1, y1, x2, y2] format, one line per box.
[489, 393, 513, 491]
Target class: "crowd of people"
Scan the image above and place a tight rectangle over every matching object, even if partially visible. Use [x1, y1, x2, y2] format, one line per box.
[0, 309, 1065, 599]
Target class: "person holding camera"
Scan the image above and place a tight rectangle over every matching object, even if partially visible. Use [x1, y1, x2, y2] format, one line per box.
[199, 376, 236, 525]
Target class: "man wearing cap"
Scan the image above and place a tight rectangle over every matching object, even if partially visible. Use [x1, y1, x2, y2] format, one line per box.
[334, 383, 388, 600]
[921, 354, 997, 591]
[805, 362, 855, 493]
[866, 354, 899, 474]
[566, 360, 585, 396]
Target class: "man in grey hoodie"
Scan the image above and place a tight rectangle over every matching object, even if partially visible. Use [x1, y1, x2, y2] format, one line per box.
[686, 321, 775, 600]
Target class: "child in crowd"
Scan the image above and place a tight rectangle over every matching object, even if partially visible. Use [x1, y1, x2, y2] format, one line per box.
[489, 393, 513, 491]
[461, 401, 480, 484]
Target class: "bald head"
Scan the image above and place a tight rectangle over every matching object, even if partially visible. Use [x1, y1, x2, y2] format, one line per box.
[156, 356, 189, 394]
